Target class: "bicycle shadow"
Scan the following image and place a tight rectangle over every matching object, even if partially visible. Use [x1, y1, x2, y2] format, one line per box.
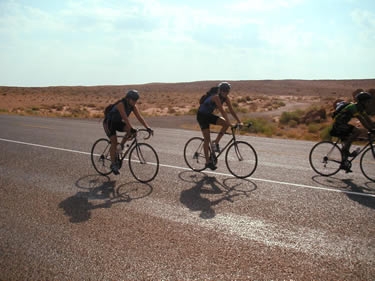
[179, 171, 257, 219]
[59, 174, 153, 223]
[312, 175, 375, 209]
[342, 179, 375, 210]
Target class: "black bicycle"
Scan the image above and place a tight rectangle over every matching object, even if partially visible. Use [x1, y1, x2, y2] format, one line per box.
[183, 124, 258, 178]
[91, 129, 159, 183]
[309, 130, 375, 182]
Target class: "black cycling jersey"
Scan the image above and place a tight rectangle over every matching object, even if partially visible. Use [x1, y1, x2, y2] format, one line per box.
[107, 98, 134, 122]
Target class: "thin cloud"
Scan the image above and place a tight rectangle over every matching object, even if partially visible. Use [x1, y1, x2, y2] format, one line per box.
[227, 0, 304, 12]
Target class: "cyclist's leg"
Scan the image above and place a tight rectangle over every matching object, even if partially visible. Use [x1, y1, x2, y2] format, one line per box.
[108, 120, 125, 174]
[197, 112, 213, 166]
[109, 135, 117, 162]
[342, 126, 361, 156]
[103, 119, 117, 164]
[119, 123, 130, 147]
[201, 128, 212, 165]
[214, 117, 229, 145]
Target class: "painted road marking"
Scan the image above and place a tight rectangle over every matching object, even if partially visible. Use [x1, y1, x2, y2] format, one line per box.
[1, 137, 374, 198]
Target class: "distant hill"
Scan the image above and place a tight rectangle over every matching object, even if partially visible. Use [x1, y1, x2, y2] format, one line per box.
[1, 78, 374, 97]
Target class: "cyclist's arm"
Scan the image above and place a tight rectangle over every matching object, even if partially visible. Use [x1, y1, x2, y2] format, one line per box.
[212, 96, 231, 125]
[224, 97, 242, 124]
[357, 112, 375, 131]
[133, 105, 151, 130]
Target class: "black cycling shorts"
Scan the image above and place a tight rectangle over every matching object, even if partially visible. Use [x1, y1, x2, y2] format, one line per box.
[330, 123, 354, 137]
[197, 112, 219, 130]
[103, 118, 126, 138]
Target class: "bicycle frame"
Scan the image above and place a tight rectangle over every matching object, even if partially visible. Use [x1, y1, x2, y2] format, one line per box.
[210, 124, 250, 160]
[211, 127, 237, 160]
[116, 130, 149, 164]
[334, 131, 375, 164]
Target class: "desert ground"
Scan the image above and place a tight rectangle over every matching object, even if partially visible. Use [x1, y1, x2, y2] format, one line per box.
[1, 79, 374, 140]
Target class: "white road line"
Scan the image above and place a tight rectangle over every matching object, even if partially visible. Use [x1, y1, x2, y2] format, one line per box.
[1, 137, 375, 198]
[0, 137, 91, 155]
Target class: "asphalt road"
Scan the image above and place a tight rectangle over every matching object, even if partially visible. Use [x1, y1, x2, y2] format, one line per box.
[0, 115, 374, 280]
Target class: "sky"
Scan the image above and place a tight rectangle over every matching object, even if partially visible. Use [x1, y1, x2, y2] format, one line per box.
[0, 0, 374, 86]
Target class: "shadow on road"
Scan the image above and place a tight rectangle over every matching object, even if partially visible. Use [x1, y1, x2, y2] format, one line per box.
[179, 171, 257, 219]
[59, 174, 153, 223]
[312, 175, 375, 210]
[342, 179, 375, 210]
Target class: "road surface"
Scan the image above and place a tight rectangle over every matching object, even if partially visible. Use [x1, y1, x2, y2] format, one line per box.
[0, 115, 374, 280]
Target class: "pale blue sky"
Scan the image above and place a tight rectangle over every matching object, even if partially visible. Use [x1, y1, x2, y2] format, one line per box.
[0, 0, 374, 86]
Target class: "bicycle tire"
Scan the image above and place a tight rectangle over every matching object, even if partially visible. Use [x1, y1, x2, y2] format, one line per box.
[129, 143, 159, 183]
[360, 146, 375, 182]
[309, 141, 342, 176]
[91, 138, 113, 176]
[183, 137, 206, 172]
[225, 141, 258, 178]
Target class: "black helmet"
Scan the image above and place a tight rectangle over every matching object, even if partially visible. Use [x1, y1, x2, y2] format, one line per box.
[126, 89, 139, 101]
[355, 91, 372, 103]
[218, 82, 231, 92]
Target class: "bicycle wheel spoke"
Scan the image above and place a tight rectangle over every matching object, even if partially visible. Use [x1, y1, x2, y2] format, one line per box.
[184, 137, 206, 171]
[309, 141, 342, 176]
[129, 143, 159, 183]
[91, 138, 113, 176]
[225, 141, 257, 178]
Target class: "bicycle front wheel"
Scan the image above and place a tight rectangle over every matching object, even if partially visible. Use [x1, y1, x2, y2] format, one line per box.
[360, 147, 375, 182]
[309, 141, 342, 176]
[183, 137, 206, 172]
[225, 141, 258, 178]
[91, 138, 112, 176]
[129, 143, 159, 183]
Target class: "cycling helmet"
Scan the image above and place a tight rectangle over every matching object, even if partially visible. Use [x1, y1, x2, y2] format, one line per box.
[126, 89, 140, 101]
[218, 82, 231, 92]
[355, 91, 372, 103]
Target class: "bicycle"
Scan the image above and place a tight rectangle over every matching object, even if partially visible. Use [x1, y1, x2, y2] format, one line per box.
[309, 130, 375, 182]
[91, 128, 159, 183]
[183, 123, 258, 178]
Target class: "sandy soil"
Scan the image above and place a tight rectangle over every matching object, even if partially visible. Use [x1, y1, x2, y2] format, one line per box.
[1, 79, 374, 136]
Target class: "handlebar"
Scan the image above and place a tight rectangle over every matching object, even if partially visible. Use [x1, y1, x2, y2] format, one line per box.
[135, 128, 154, 140]
[122, 128, 154, 141]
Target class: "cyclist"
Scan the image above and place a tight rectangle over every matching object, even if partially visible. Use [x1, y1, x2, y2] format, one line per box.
[197, 82, 242, 170]
[103, 90, 153, 175]
[330, 91, 375, 171]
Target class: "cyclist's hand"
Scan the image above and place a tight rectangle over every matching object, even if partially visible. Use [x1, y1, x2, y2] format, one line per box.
[147, 127, 154, 136]
[130, 128, 137, 135]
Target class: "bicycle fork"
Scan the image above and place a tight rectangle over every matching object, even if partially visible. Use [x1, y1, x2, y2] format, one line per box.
[233, 142, 244, 161]
[135, 145, 147, 164]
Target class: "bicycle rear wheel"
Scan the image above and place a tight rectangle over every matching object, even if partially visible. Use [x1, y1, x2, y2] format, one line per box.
[91, 138, 112, 176]
[129, 143, 159, 183]
[225, 141, 257, 178]
[360, 147, 375, 182]
[183, 137, 206, 172]
[309, 141, 342, 176]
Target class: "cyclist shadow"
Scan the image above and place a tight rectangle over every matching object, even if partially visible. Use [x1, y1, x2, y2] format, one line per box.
[59, 174, 153, 223]
[342, 179, 375, 210]
[312, 175, 375, 209]
[179, 171, 257, 219]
